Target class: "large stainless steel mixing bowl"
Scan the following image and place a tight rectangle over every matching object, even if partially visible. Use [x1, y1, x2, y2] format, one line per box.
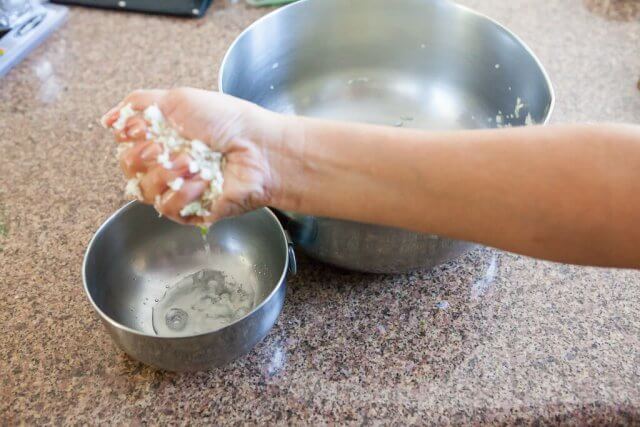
[219, 0, 554, 273]
[83, 202, 295, 371]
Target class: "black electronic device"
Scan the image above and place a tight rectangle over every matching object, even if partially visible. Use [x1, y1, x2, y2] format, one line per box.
[51, 0, 213, 17]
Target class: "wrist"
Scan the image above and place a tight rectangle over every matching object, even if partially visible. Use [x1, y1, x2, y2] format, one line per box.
[260, 112, 307, 212]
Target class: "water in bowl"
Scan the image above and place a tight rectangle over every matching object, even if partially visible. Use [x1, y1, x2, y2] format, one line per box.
[152, 268, 256, 337]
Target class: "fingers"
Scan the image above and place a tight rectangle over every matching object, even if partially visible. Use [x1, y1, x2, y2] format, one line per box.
[157, 179, 208, 224]
[139, 153, 190, 203]
[103, 87, 232, 226]
[101, 89, 167, 128]
[138, 141, 164, 163]
[119, 140, 155, 178]
[115, 115, 149, 142]
[101, 102, 125, 128]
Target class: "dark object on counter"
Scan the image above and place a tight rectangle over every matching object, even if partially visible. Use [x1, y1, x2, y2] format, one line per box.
[246, 0, 297, 7]
[51, 0, 212, 17]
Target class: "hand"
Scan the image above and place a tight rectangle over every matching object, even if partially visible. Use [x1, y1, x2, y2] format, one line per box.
[101, 88, 287, 225]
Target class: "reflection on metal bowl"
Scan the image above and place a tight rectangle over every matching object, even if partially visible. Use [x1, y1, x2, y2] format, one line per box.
[83, 202, 295, 371]
[220, 0, 554, 272]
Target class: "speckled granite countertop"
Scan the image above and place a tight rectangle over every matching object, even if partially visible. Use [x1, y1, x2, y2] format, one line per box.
[1, 0, 639, 424]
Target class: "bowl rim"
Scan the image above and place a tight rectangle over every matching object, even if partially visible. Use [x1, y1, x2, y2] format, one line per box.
[217, 0, 555, 125]
[82, 201, 291, 340]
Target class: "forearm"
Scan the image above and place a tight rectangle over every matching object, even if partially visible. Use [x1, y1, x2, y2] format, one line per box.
[270, 118, 640, 268]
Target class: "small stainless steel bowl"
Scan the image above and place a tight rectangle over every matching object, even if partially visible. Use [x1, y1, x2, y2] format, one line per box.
[83, 202, 295, 372]
[219, 0, 554, 273]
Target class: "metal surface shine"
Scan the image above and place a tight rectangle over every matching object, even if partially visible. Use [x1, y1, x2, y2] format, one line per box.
[83, 202, 293, 371]
[219, 0, 553, 273]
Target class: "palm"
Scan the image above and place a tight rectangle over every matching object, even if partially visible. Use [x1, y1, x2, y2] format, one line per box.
[208, 140, 273, 220]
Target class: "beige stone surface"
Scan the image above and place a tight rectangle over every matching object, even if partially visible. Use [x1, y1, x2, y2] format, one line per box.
[1, 0, 639, 423]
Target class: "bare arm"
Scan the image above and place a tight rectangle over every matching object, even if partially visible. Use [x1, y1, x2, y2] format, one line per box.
[103, 89, 640, 268]
[271, 119, 640, 268]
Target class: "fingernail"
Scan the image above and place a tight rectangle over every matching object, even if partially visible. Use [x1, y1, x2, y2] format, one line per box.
[171, 154, 190, 170]
[101, 102, 123, 128]
[100, 112, 115, 128]
[140, 144, 160, 161]
[128, 123, 145, 138]
[154, 195, 163, 214]
[116, 142, 134, 157]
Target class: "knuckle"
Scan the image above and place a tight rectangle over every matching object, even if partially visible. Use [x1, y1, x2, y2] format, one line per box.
[157, 200, 175, 218]
[245, 190, 265, 210]
[125, 89, 145, 103]
[168, 87, 190, 100]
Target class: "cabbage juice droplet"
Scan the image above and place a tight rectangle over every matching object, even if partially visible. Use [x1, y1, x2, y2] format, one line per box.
[200, 226, 211, 254]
